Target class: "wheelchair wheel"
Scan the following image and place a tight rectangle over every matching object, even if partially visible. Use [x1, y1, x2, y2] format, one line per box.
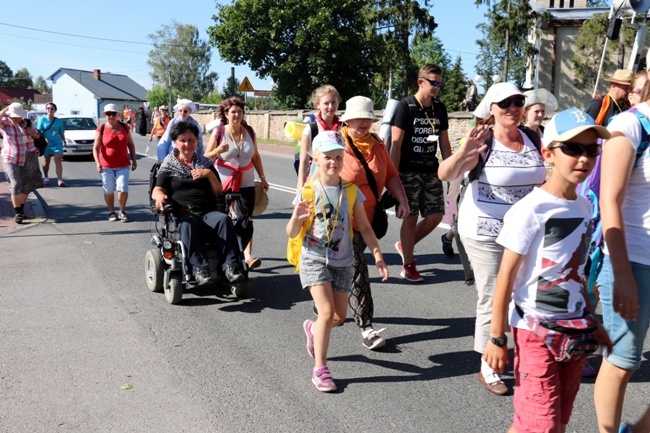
[230, 281, 248, 298]
[164, 270, 183, 304]
[145, 249, 164, 293]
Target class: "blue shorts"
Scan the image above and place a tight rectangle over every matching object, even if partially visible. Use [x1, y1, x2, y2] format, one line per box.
[100, 166, 130, 194]
[597, 255, 650, 371]
[43, 143, 63, 157]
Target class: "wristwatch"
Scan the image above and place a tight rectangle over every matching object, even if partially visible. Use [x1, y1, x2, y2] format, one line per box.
[488, 335, 507, 347]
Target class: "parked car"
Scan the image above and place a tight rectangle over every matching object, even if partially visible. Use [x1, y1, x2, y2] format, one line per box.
[61, 116, 97, 158]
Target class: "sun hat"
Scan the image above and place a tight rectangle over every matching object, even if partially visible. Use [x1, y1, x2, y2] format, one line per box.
[252, 180, 269, 216]
[542, 108, 610, 148]
[472, 99, 490, 120]
[523, 88, 559, 113]
[604, 69, 634, 86]
[340, 96, 379, 122]
[6, 103, 25, 118]
[482, 82, 524, 108]
[174, 98, 196, 113]
[159, 105, 168, 111]
[102, 104, 120, 115]
[311, 130, 345, 154]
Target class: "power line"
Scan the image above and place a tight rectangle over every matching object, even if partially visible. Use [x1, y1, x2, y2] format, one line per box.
[0, 22, 189, 48]
[0, 31, 149, 55]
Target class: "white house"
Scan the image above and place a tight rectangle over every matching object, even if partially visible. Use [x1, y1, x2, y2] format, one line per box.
[47, 68, 148, 120]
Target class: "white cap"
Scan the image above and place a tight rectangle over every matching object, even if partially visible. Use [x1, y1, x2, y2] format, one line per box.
[524, 88, 559, 113]
[102, 104, 120, 115]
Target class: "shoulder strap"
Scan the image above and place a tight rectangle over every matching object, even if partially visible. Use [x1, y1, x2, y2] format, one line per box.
[243, 124, 256, 139]
[518, 125, 542, 153]
[632, 109, 650, 167]
[345, 132, 380, 200]
[465, 128, 494, 184]
[309, 121, 318, 140]
[216, 124, 225, 144]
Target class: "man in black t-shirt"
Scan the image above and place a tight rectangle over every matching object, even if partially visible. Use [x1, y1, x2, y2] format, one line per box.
[390, 63, 452, 283]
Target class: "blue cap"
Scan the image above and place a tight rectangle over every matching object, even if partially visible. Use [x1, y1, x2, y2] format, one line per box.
[542, 108, 610, 147]
[311, 131, 345, 154]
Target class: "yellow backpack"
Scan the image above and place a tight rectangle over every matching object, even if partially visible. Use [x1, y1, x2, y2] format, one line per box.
[287, 181, 357, 273]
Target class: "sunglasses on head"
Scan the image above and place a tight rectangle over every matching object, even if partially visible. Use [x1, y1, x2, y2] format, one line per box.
[548, 142, 602, 158]
[421, 77, 443, 88]
[496, 96, 525, 109]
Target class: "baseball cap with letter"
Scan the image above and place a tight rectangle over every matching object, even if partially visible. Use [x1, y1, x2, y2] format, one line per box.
[542, 108, 610, 147]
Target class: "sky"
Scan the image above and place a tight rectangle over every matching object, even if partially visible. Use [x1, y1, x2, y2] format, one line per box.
[0, 1, 492, 98]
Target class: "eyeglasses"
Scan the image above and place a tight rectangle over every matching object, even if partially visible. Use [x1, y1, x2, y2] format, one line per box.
[421, 77, 443, 88]
[496, 97, 526, 109]
[548, 142, 602, 158]
[105, 112, 118, 117]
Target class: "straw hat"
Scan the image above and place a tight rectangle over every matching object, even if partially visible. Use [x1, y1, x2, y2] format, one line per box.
[252, 180, 269, 216]
[604, 69, 634, 86]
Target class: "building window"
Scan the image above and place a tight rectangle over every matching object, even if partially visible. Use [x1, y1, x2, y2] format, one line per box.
[550, 0, 555, 7]
[570, 0, 574, 6]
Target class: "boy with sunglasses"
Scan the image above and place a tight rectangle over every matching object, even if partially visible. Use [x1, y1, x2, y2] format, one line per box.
[484, 108, 613, 433]
[390, 63, 452, 282]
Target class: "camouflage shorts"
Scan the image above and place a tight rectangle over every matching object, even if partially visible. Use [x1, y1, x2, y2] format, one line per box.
[400, 171, 444, 217]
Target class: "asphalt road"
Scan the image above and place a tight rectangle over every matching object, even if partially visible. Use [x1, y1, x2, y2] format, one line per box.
[1, 133, 648, 433]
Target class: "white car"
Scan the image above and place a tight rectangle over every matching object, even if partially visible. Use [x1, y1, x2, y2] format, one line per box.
[61, 116, 97, 158]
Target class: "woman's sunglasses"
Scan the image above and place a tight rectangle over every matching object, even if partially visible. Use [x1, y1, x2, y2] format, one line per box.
[548, 142, 602, 158]
[496, 96, 525, 109]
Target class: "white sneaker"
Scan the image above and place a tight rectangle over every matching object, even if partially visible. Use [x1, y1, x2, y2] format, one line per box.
[362, 328, 386, 350]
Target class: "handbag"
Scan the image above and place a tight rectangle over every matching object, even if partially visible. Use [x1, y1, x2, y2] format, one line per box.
[516, 305, 599, 362]
[346, 134, 389, 239]
[32, 118, 56, 157]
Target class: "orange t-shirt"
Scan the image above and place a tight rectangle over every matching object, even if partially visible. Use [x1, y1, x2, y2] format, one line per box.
[339, 127, 399, 230]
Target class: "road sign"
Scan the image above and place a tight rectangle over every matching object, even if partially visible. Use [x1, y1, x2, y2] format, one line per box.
[238, 77, 254, 92]
[254, 91, 272, 97]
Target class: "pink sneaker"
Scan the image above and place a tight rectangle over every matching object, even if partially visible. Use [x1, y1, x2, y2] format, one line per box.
[312, 366, 336, 392]
[303, 319, 314, 358]
[400, 262, 424, 282]
[43, 177, 50, 186]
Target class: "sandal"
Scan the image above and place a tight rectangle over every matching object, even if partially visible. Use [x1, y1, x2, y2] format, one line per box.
[245, 256, 262, 270]
[108, 212, 118, 222]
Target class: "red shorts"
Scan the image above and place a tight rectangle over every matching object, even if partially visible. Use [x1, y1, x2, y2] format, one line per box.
[512, 327, 584, 433]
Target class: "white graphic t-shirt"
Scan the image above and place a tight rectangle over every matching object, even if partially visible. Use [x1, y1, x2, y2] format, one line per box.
[293, 181, 365, 267]
[497, 188, 593, 329]
[458, 131, 547, 241]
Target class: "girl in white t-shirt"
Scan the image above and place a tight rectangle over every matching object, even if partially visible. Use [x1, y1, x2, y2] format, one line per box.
[296, 85, 341, 190]
[287, 131, 387, 393]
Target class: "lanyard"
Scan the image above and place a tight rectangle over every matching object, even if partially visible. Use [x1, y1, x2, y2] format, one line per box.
[317, 180, 343, 264]
[414, 95, 436, 132]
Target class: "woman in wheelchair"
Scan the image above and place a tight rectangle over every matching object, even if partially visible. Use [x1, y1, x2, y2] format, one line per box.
[151, 121, 247, 285]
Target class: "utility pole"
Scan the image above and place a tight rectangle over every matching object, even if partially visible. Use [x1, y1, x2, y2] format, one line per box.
[503, 0, 511, 82]
[167, 72, 172, 113]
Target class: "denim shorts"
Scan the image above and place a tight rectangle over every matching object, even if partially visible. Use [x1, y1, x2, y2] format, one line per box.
[299, 256, 353, 293]
[597, 255, 650, 371]
[100, 166, 130, 194]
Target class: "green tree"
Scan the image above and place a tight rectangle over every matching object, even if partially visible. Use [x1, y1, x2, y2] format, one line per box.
[208, 0, 375, 108]
[367, 0, 438, 98]
[146, 84, 181, 111]
[0, 61, 12, 87]
[572, 13, 636, 92]
[11, 68, 33, 88]
[221, 76, 244, 100]
[147, 21, 219, 102]
[33, 75, 51, 93]
[474, 0, 538, 87]
[438, 56, 467, 112]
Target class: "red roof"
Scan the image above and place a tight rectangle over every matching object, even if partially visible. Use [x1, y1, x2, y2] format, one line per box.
[0, 87, 42, 105]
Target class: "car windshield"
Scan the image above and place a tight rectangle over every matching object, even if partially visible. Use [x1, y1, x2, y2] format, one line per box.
[62, 118, 97, 131]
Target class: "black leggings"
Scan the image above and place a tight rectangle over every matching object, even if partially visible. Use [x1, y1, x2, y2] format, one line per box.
[348, 230, 374, 330]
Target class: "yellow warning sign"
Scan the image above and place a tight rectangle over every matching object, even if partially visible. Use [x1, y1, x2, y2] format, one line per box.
[238, 76, 254, 92]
